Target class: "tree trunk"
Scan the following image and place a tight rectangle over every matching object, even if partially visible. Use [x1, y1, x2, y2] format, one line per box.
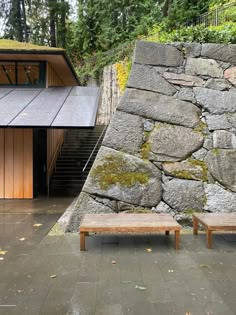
[48, 0, 57, 47]
[21, 0, 28, 42]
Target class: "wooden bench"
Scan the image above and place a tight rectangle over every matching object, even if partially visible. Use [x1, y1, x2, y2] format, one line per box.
[79, 213, 181, 250]
[193, 213, 236, 248]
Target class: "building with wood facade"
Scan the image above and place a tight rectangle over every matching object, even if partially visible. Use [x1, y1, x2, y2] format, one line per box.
[0, 40, 100, 199]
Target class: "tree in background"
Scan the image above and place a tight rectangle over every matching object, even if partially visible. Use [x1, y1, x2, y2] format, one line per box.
[1, 0, 69, 47]
[162, 0, 211, 30]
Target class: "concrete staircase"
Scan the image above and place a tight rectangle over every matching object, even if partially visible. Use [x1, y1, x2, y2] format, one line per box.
[49, 125, 106, 197]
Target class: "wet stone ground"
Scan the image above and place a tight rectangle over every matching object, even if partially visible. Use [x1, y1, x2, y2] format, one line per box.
[0, 200, 235, 315]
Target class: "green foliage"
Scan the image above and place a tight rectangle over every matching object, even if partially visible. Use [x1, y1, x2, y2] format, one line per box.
[148, 22, 236, 44]
[163, 0, 211, 31]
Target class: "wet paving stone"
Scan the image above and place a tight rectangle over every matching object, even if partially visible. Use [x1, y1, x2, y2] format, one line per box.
[0, 205, 236, 315]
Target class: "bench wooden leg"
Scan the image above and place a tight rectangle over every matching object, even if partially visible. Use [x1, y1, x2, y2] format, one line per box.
[193, 216, 198, 235]
[175, 230, 180, 250]
[207, 230, 212, 249]
[165, 231, 170, 235]
[80, 232, 86, 251]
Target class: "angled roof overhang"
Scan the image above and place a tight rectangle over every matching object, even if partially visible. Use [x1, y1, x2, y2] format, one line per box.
[0, 87, 100, 128]
[0, 40, 80, 86]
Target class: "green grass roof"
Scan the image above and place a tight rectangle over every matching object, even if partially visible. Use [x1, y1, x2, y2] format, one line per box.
[0, 39, 64, 51]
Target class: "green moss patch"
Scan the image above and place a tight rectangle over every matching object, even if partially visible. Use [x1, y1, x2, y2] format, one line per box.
[172, 170, 195, 180]
[140, 142, 151, 160]
[91, 154, 150, 190]
[193, 121, 207, 135]
[188, 159, 208, 182]
[0, 39, 64, 51]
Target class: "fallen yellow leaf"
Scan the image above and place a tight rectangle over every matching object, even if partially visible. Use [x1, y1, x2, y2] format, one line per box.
[0, 251, 7, 255]
[146, 248, 152, 253]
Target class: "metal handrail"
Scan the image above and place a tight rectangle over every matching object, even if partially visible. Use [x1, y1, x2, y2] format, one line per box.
[82, 125, 107, 175]
[186, 1, 236, 27]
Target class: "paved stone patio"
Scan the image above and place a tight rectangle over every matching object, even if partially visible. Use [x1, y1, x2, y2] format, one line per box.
[0, 200, 235, 315]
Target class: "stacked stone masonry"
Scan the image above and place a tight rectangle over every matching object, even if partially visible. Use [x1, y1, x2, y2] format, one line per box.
[67, 41, 236, 231]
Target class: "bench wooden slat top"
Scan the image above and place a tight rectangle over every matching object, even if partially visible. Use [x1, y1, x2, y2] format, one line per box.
[80, 213, 181, 233]
[193, 213, 236, 230]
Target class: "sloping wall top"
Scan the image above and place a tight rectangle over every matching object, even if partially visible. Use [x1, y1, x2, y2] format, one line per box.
[66, 41, 236, 232]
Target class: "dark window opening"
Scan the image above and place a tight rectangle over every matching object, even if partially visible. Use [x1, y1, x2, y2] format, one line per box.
[0, 61, 46, 87]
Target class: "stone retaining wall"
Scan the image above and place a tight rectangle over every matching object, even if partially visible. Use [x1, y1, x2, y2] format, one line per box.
[66, 41, 236, 231]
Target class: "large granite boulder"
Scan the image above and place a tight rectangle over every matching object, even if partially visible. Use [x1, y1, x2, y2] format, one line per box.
[206, 149, 236, 192]
[201, 43, 236, 64]
[83, 146, 162, 207]
[204, 184, 236, 212]
[163, 179, 205, 211]
[162, 160, 208, 181]
[103, 111, 143, 154]
[147, 123, 204, 161]
[118, 89, 201, 128]
[186, 58, 223, 78]
[66, 192, 113, 232]
[134, 41, 184, 66]
[194, 87, 236, 114]
[127, 64, 176, 96]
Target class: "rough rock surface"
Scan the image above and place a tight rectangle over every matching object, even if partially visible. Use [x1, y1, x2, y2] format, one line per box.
[83, 146, 162, 207]
[162, 160, 207, 181]
[194, 87, 236, 114]
[192, 148, 208, 160]
[206, 149, 236, 192]
[154, 201, 176, 217]
[127, 64, 176, 95]
[66, 192, 113, 232]
[205, 78, 231, 91]
[213, 130, 236, 149]
[163, 72, 204, 87]
[227, 113, 236, 127]
[177, 88, 196, 103]
[148, 123, 204, 161]
[205, 114, 232, 130]
[204, 184, 236, 212]
[163, 179, 205, 211]
[118, 89, 201, 128]
[103, 111, 143, 154]
[134, 41, 184, 66]
[184, 43, 202, 57]
[224, 66, 236, 86]
[186, 58, 223, 78]
[201, 43, 236, 64]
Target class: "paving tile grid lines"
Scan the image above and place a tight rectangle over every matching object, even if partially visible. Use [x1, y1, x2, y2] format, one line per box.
[0, 211, 236, 315]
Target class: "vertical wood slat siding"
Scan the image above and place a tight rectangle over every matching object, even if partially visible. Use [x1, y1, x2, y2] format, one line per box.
[23, 129, 33, 198]
[1, 128, 33, 199]
[4, 129, 14, 198]
[0, 129, 4, 198]
[47, 64, 64, 87]
[13, 129, 24, 198]
[47, 129, 65, 180]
